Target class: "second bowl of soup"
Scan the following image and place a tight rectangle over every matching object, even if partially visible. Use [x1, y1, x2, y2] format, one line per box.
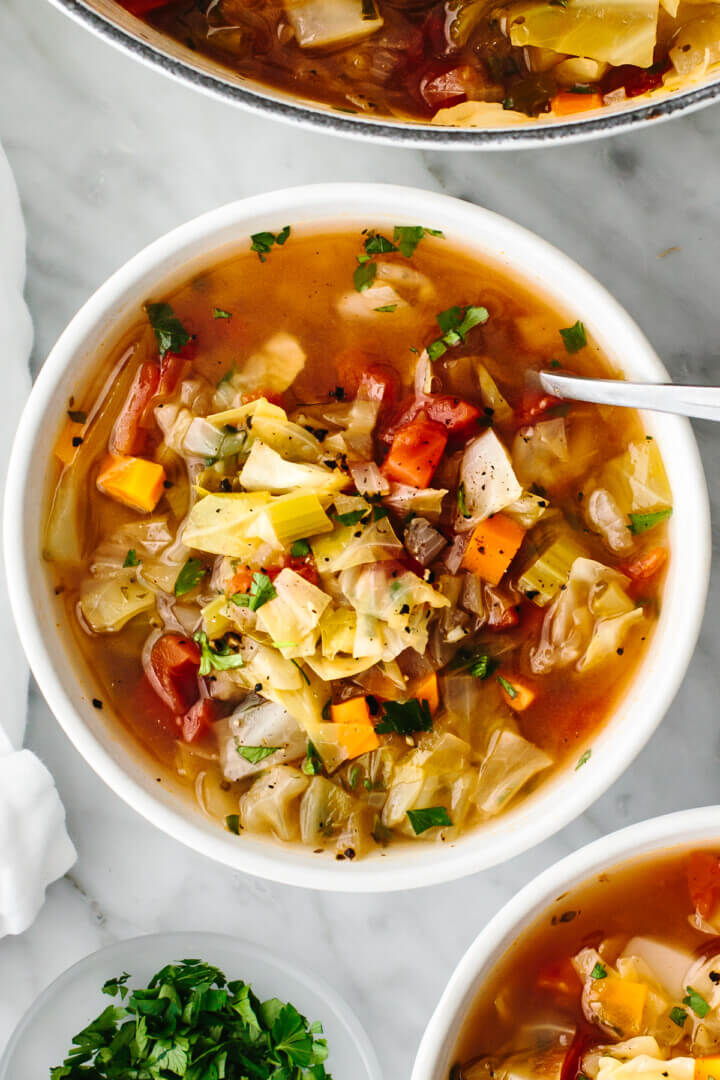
[4, 184, 709, 890]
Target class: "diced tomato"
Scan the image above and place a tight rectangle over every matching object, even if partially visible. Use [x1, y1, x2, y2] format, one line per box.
[111, 362, 160, 456]
[267, 553, 319, 587]
[381, 412, 448, 488]
[537, 957, 582, 996]
[421, 10, 448, 55]
[621, 546, 667, 583]
[147, 633, 201, 715]
[601, 61, 669, 99]
[381, 394, 481, 443]
[688, 850, 720, 920]
[119, 0, 168, 13]
[180, 698, 218, 743]
[515, 387, 564, 427]
[419, 64, 470, 111]
[240, 389, 285, 408]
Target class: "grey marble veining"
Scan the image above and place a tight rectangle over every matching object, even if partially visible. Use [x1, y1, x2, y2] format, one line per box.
[2, 2, 720, 1076]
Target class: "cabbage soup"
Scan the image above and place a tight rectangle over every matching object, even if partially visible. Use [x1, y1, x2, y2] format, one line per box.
[452, 847, 720, 1080]
[118, 0, 720, 127]
[44, 224, 671, 860]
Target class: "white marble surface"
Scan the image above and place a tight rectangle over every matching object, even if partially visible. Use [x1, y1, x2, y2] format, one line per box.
[2, 2, 720, 1076]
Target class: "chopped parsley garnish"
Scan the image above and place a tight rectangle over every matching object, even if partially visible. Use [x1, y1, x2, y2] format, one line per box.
[364, 232, 397, 254]
[407, 806, 452, 834]
[50, 960, 330, 1079]
[449, 650, 499, 680]
[67, 409, 87, 424]
[669, 1006, 688, 1027]
[428, 304, 489, 361]
[174, 557, 207, 596]
[375, 697, 433, 736]
[302, 740, 323, 776]
[591, 962, 607, 980]
[250, 225, 291, 262]
[374, 304, 397, 313]
[372, 505, 389, 521]
[237, 745, 281, 764]
[193, 631, 244, 676]
[393, 224, 443, 258]
[457, 481, 471, 518]
[575, 748, 592, 770]
[102, 972, 130, 998]
[354, 260, 377, 293]
[497, 675, 518, 700]
[559, 319, 587, 354]
[213, 307, 232, 319]
[225, 813, 241, 834]
[628, 508, 672, 534]
[144, 301, 191, 358]
[683, 986, 710, 1018]
[336, 508, 369, 526]
[123, 549, 140, 568]
[291, 539, 311, 557]
[291, 659, 311, 686]
[349, 765, 360, 789]
[230, 572, 277, 612]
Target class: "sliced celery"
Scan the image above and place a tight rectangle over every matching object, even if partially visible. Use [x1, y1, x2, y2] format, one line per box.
[516, 526, 586, 606]
[247, 489, 334, 546]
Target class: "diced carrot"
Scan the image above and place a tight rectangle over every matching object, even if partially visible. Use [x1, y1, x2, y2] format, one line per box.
[461, 513, 525, 586]
[332, 722, 380, 759]
[498, 675, 536, 711]
[227, 568, 253, 596]
[695, 1057, 720, 1080]
[537, 957, 582, 996]
[382, 412, 448, 488]
[688, 850, 720, 920]
[111, 362, 160, 456]
[96, 453, 166, 513]
[413, 672, 439, 715]
[331, 697, 372, 726]
[551, 91, 604, 116]
[55, 418, 85, 466]
[622, 546, 668, 583]
[594, 976, 647, 1034]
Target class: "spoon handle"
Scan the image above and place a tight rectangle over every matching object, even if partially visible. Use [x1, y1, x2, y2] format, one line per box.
[539, 371, 720, 422]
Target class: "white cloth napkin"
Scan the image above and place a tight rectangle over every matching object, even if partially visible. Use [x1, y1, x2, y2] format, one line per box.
[0, 141, 76, 937]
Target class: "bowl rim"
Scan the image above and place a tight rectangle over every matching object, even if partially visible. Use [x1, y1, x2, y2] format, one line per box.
[0, 930, 383, 1080]
[410, 805, 720, 1080]
[4, 182, 711, 892]
[47, 0, 720, 150]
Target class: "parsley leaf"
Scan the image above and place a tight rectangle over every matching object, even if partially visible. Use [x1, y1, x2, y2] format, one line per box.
[669, 1006, 688, 1027]
[364, 232, 397, 254]
[336, 508, 369, 526]
[575, 748, 592, 770]
[354, 260, 377, 292]
[407, 806, 452, 834]
[67, 409, 87, 423]
[251, 225, 291, 262]
[102, 972, 131, 999]
[230, 572, 277, 612]
[123, 549, 140, 568]
[291, 539, 311, 557]
[144, 301, 191, 358]
[193, 631, 244, 676]
[174, 558, 207, 596]
[393, 225, 443, 258]
[497, 675, 518, 700]
[628, 507, 672, 534]
[213, 306, 232, 319]
[449, 650, 499, 680]
[375, 697, 433, 735]
[225, 813, 241, 834]
[457, 481, 471, 518]
[683, 986, 710, 1018]
[427, 304, 489, 361]
[237, 745, 281, 764]
[302, 740, 323, 776]
[559, 320, 587, 353]
[591, 962, 607, 980]
[374, 304, 397, 313]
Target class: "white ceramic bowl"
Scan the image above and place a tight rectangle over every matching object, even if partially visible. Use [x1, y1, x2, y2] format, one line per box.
[411, 806, 720, 1080]
[4, 182, 710, 892]
[0, 931, 382, 1079]
[49, 0, 720, 150]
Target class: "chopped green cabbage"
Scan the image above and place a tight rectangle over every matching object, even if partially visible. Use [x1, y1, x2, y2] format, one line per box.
[239, 765, 309, 842]
[182, 492, 272, 556]
[475, 729, 553, 815]
[257, 567, 331, 646]
[284, 0, 383, 49]
[458, 429, 522, 528]
[240, 441, 347, 494]
[79, 569, 155, 633]
[300, 777, 357, 844]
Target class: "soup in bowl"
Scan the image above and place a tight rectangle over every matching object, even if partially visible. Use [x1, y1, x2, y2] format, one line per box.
[4, 184, 709, 890]
[49, 0, 720, 146]
[412, 808, 720, 1080]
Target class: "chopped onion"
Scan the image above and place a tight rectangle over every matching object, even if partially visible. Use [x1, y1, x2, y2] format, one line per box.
[444, 533, 469, 574]
[404, 517, 447, 566]
[349, 459, 390, 496]
[461, 572, 485, 618]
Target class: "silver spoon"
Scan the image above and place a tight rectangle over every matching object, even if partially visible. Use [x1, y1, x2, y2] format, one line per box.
[538, 370, 720, 422]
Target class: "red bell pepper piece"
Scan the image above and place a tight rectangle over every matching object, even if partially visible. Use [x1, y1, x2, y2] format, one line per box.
[381, 412, 447, 488]
[148, 633, 201, 715]
[111, 362, 160, 456]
